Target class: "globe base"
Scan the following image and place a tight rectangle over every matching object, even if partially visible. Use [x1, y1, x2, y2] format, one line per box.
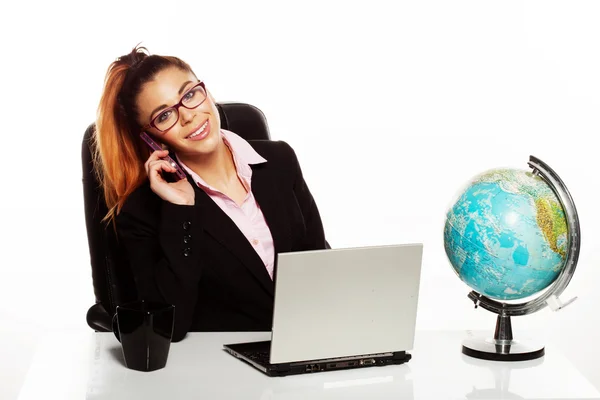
[462, 337, 545, 361]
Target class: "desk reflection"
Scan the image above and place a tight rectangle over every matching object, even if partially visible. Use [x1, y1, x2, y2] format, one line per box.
[258, 365, 414, 400]
[462, 353, 545, 400]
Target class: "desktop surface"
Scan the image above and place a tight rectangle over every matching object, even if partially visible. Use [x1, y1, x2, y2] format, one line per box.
[17, 330, 600, 400]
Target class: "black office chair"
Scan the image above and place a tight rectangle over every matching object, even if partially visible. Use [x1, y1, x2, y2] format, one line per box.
[82, 103, 272, 332]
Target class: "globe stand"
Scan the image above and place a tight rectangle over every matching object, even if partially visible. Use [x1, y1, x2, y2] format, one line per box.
[453, 156, 580, 362]
[462, 314, 545, 361]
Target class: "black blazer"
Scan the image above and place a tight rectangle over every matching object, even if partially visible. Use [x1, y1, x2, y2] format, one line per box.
[116, 140, 328, 342]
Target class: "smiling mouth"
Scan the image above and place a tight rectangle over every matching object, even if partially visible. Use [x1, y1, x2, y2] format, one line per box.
[186, 120, 210, 139]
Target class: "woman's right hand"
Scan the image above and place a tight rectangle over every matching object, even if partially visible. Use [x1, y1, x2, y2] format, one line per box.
[145, 150, 195, 206]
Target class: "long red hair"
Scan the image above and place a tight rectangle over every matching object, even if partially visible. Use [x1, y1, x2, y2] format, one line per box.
[94, 45, 195, 224]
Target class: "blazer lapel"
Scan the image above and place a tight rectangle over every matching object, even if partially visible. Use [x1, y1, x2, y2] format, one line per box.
[192, 178, 275, 297]
[251, 165, 293, 272]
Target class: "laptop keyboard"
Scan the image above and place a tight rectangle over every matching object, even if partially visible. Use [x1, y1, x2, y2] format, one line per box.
[245, 350, 271, 365]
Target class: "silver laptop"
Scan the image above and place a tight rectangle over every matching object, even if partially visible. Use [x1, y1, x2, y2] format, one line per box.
[223, 243, 423, 376]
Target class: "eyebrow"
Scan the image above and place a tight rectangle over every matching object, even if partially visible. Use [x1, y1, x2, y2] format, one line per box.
[149, 80, 195, 118]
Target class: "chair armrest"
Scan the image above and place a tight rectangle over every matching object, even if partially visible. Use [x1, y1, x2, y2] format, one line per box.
[86, 303, 112, 332]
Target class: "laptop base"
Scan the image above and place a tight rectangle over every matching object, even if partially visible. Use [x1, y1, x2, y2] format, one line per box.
[224, 341, 412, 377]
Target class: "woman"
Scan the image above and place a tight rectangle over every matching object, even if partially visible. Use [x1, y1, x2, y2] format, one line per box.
[95, 46, 328, 342]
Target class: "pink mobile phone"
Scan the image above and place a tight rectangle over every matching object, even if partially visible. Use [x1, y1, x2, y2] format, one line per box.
[140, 132, 187, 181]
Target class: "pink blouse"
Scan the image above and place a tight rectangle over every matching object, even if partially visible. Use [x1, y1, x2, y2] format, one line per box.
[176, 130, 276, 279]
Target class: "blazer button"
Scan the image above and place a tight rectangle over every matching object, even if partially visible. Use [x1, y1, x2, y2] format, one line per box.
[183, 248, 192, 257]
[183, 234, 192, 244]
[183, 221, 192, 230]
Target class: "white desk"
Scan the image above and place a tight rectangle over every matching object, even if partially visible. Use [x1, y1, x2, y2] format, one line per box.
[17, 330, 600, 400]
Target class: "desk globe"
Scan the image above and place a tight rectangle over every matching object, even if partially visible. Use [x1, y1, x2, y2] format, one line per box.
[443, 156, 580, 361]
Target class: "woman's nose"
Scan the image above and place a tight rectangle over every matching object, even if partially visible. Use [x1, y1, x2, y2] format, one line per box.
[179, 107, 196, 125]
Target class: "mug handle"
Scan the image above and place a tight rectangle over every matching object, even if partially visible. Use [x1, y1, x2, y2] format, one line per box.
[112, 313, 121, 342]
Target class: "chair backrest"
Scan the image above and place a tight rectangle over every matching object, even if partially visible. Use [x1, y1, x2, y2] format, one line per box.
[82, 103, 271, 317]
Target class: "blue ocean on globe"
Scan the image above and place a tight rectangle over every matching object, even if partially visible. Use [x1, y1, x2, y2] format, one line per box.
[444, 169, 568, 301]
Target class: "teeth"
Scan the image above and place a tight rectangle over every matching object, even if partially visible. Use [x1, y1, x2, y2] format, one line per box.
[188, 121, 208, 139]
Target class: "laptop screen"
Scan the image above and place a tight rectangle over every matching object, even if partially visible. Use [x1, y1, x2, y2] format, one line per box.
[269, 244, 423, 364]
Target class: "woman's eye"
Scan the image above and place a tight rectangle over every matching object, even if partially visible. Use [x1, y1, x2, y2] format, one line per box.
[184, 90, 197, 101]
[158, 110, 172, 123]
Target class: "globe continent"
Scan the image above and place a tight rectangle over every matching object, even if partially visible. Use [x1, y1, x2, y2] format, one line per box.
[444, 169, 568, 300]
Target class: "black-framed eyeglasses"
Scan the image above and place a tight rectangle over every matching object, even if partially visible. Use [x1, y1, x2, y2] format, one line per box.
[143, 81, 207, 133]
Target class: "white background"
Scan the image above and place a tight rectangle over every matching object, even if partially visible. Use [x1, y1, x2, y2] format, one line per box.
[1, 1, 599, 398]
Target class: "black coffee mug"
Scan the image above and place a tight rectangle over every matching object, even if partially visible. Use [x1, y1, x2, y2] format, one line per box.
[112, 300, 175, 372]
